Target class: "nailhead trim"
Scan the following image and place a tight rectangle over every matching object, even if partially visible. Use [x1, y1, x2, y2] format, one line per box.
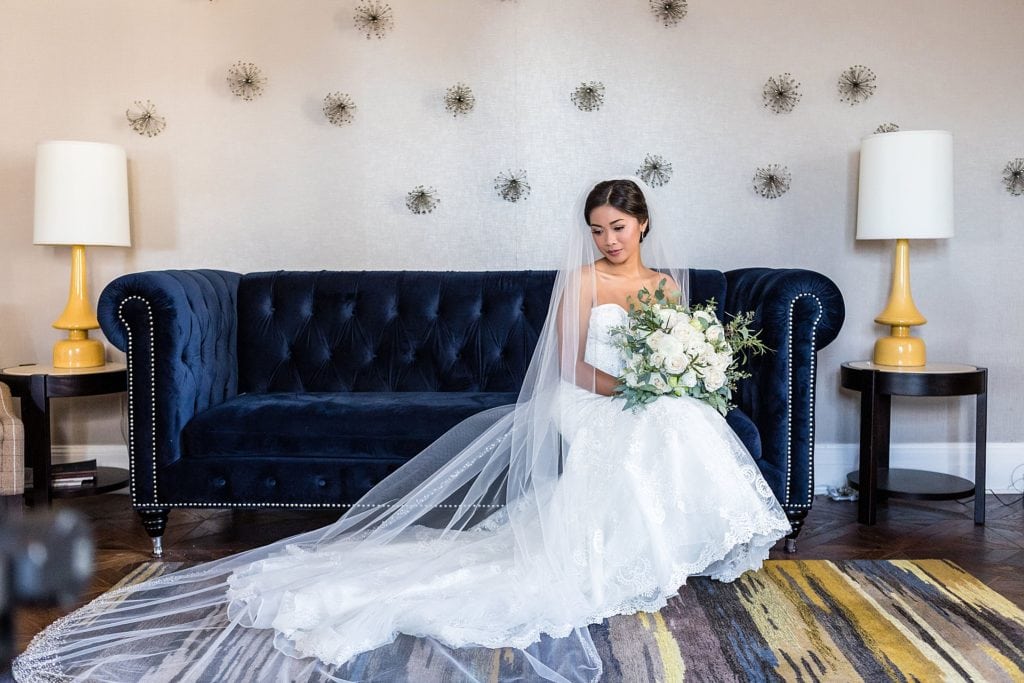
[118, 296, 157, 505]
[783, 292, 823, 509]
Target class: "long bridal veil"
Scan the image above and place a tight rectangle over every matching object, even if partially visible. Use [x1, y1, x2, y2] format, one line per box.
[14, 177, 689, 683]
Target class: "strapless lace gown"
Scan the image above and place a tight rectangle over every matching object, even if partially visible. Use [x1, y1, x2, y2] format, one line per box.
[224, 304, 791, 667]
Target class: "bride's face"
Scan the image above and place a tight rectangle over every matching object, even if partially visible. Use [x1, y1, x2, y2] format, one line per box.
[588, 205, 647, 265]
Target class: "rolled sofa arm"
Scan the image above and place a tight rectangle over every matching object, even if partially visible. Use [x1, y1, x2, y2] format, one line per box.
[724, 268, 845, 513]
[98, 270, 241, 505]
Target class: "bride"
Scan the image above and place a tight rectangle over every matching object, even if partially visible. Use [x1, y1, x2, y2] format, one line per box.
[15, 178, 791, 682]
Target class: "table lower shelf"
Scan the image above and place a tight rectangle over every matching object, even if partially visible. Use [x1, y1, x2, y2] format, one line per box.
[26, 466, 129, 498]
[847, 468, 976, 501]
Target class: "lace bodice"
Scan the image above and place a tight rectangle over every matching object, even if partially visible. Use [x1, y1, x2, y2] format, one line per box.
[584, 304, 628, 377]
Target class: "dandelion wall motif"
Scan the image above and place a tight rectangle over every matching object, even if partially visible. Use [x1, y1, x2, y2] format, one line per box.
[1003, 158, 1024, 197]
[762, 73, 802, 114]
[571, 81, 605, 112]
[494, 170, 531, 203]
[406, 186, 440, 214]
[753, 164, 792, 199]
[650, 0, 688, 27]
[838, 65, 877, 105]
[874, 122, 900, 134]
[227, 62, 266, 101]
[323, 92, 357, 126]
[353, 1, 394, 40]
[636, 154, 673, 187]
[126, 100, 166, 137]
[444, 83, 475, 117]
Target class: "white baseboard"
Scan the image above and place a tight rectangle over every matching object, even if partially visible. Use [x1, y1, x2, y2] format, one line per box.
[50, 442, 1024, 497]
[812, 442, 1024, 495]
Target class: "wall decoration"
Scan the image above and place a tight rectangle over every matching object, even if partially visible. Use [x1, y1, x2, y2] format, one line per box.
[227, 62, 266, 101]
[495, 170, 531, 203]
[571, 81, 605, 112]
[406, 186, 440, 214]
[762, 73, 801, 114]
[353, 1, 394, 40]
[125, 100, 167, 137]
[753, 164, 791, 199]
[1003, 158, 1024, 197]
[323, 92, 357, 126]
[636, 154, 673, 187]
[650, 0, 688, 27]
[874, 122, 900, 134]
[444, 83, 475, 117]
[838, 65, 877, 105]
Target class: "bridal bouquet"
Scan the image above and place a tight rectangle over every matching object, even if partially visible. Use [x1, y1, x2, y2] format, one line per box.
[612, 280, 768, 415]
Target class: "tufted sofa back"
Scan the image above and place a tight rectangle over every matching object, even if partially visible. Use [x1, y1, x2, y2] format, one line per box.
[235, 270, 726, 394]
[236, 271, 557, 393]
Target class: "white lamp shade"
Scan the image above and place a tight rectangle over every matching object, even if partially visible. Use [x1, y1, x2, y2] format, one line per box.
[33, 140, 131, 247]
[856, 130, 954, 240]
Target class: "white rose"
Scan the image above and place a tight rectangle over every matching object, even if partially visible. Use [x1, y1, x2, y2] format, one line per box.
[713, 351, 732, 372]
[670, 321, 694, 343]
[685, 335, 705, 356]
[693, 310, 715, 329]
[624, 372, 641, 388]
[650, 374, 670, 393]
[664, 354, 688, 374]
[649, 352, 666, 369]
[680, 369, 698, 388]
[657, 308, 676, 328]
[659, 335, 685, 358]
[646, 330, 667, 351]
[705, 325, 725, 343]
[703, 367, 726, 391]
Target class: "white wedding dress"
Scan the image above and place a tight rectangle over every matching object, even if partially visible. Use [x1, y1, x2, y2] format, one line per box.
[224, 303, 792, 667]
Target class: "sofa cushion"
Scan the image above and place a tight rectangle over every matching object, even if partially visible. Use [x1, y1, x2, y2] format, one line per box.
[182, 391, 518, 461]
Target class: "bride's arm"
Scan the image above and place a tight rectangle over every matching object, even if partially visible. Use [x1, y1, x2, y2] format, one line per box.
[556, 274, 619, 397]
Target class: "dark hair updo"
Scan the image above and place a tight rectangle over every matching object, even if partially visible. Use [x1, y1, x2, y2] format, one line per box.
[583, 179, 651, 241]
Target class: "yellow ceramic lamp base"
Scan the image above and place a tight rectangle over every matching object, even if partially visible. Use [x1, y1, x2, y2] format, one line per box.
[872, 239, 927, 368]
[873, 325, 926, 367]
[53, 330, 106, 368]
[51, 244, 106, 369]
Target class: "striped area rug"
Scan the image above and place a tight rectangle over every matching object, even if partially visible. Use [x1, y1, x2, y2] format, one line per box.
[100, 559, 1024, 681]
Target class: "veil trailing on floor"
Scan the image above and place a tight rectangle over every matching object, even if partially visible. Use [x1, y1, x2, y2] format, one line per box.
[14, 177, 689, 683]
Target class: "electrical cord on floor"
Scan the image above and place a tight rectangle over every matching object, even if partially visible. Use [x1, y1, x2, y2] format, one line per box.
[954, 463, 1024, 507]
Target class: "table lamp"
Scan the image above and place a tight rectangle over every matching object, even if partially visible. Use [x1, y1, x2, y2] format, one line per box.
[856, 130, 954, 367]
[34, 141, 131, 369]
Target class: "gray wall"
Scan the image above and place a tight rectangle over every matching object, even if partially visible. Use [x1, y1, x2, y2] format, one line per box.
[1, 1, 1021, 485]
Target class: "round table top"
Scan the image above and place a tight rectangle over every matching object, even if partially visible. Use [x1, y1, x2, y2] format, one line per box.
[844, 361, 979, 375]
[1, 361, 126, 378]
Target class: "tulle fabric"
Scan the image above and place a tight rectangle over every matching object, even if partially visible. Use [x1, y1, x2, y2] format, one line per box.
[13, 177, 788, 682]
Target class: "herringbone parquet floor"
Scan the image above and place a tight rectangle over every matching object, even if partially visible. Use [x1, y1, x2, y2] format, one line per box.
[8, 492, 1024, 658]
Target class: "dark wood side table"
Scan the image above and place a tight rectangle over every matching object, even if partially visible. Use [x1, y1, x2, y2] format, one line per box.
[840, 361, 988, 526]
[0, 363, 129, 507]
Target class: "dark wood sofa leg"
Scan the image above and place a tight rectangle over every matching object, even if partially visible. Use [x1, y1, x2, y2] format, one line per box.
[784, 509, 808, 553]
[137, 508, 170, 558]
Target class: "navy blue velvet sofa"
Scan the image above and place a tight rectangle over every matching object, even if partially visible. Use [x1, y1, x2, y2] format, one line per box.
[97, 268, 844, 556]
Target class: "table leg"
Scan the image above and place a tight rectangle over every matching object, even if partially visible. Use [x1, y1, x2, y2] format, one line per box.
[974, 385, 987, 525]
[858, 374, 891, 525]
[20, 375, 51, 507]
